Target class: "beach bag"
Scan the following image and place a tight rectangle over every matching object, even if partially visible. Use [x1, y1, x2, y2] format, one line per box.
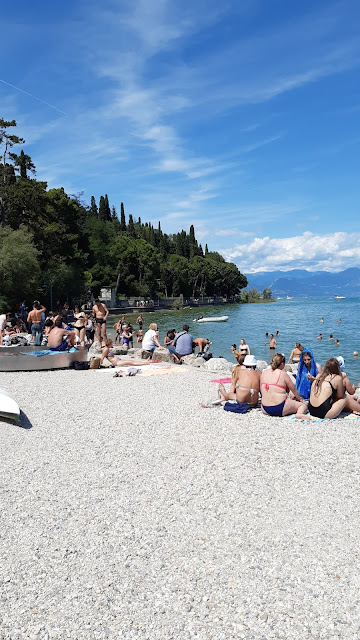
[224, 401, 252, 414]
[89, 358, 100, 369]
[202, 352, 213, 361]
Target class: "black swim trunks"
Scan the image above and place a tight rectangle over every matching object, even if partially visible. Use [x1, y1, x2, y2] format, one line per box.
[96, 318, 105, 325]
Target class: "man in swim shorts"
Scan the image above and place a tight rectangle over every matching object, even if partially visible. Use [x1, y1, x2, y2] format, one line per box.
[48, 317, 76, 351]
[92, 299, 109, 347]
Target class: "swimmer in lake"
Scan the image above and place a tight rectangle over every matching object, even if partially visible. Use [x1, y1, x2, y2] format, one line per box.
[317, 333, 323, 340]
[320, 317, 324, 323]
[329, 334, 334, 341]
[335, 339, 340, 346]
[265, 334, 277, 349]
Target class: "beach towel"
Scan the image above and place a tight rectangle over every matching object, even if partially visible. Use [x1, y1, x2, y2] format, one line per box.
[21, 348, 78, 357]
[210, 377, 232, 384]
[296, 347, 318, 399]
[285, 412, 360, 423]
[223, 401, 252, 414]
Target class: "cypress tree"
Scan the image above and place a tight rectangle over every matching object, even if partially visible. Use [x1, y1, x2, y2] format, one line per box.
[128, 214, 136, 237]
[104, 194, 111, 221]
[98, 195, 106, 222]
[205, 243, 209, 255]
[120, 202, 126, 232]
[89, 196, 98, 217]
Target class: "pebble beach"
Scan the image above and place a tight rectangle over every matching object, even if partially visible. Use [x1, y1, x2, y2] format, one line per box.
[1, 365, 360, 639]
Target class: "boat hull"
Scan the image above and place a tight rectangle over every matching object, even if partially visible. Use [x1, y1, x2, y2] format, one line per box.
[0, 347, 89, 372]
[194, 316, 229, 323]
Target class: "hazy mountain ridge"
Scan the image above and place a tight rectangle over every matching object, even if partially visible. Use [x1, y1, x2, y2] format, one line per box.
[245, 268, 360, 297]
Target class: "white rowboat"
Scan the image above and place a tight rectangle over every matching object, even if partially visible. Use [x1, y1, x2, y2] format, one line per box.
[193, 316, 229, 323]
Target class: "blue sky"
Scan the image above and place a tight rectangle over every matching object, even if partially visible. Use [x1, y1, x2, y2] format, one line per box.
[1, 0, 360, 272]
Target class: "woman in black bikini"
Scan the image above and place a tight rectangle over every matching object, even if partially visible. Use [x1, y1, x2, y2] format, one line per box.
[308, 359, 346, 419]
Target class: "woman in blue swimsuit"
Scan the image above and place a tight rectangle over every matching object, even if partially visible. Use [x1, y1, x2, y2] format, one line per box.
[261, 353, 309, 419]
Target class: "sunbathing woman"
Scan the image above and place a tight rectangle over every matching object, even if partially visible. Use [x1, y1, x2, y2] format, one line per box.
[288, 342, 304, 364]
[308, 359, 348, 418]
[261, 353, 309, 419]
[100, 339, 150, 367]
[219, 354, 261, 406]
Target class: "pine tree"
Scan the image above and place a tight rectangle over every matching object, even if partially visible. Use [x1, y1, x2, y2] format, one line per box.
[205, 243, 209, 255]
[111, 205, 117, 220]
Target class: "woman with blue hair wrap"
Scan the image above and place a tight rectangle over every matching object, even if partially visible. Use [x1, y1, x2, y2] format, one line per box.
[296, 348, 321, 400]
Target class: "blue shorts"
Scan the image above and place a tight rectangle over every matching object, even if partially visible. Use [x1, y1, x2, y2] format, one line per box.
[31, 323, 42, 336]
[49, 340, 69, 352]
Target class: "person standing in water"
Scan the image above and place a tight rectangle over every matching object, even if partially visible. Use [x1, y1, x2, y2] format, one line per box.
[265, 334, 277, 349]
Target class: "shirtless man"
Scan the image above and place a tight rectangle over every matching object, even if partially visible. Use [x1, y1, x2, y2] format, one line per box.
[265, 334, 277, 349]
[27, 300, 46, 343]
[48, 317, 76, 351]
[193, 337, 211, 354]
[92, 299, 109, 347]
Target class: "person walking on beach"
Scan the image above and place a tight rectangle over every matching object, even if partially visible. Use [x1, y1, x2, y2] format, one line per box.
[92, 299, 109, 348]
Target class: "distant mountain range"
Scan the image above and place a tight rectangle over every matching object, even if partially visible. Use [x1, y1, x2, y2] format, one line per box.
[244, 268, 360, 297]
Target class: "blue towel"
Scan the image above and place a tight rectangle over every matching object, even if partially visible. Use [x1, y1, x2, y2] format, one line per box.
[224, 401, 252, 414]
[295, 348, 318, 400]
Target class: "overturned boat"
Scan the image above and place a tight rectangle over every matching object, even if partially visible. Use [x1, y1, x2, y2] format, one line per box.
[0, 346, 89, 372]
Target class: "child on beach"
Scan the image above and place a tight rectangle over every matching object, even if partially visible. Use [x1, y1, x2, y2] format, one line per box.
[113, 320, 122, 344]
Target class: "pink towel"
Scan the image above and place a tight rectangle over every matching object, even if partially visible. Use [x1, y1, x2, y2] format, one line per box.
[210, 377, 232, 383]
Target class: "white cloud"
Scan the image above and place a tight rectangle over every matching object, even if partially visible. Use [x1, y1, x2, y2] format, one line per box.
[222, 232, 360, 273]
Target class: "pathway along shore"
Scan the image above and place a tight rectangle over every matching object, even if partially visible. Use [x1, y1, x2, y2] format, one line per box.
[1, 367, 359, 639]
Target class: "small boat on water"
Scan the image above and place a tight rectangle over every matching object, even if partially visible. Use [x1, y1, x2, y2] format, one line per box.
[193, 315, 229, 323]
[334, 296, 346, 299]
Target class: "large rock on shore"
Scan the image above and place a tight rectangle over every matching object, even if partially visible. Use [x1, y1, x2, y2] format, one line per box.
[202, 357, 233, 374]
[152, 347, 172, 363]
[256, 360, 268, 372]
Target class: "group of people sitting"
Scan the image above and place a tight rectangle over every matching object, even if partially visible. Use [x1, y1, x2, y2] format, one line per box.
[219, 347, 360, 420]
[140, 323, 211, 364]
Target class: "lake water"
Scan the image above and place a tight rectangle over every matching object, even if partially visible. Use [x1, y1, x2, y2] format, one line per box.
[108, 297, 360, 382]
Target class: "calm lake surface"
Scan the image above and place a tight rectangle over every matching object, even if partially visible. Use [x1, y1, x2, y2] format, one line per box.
[108, 297, 360, 381]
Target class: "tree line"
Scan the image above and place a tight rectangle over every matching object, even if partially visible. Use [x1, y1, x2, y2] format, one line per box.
[0, 118, 248, 309]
